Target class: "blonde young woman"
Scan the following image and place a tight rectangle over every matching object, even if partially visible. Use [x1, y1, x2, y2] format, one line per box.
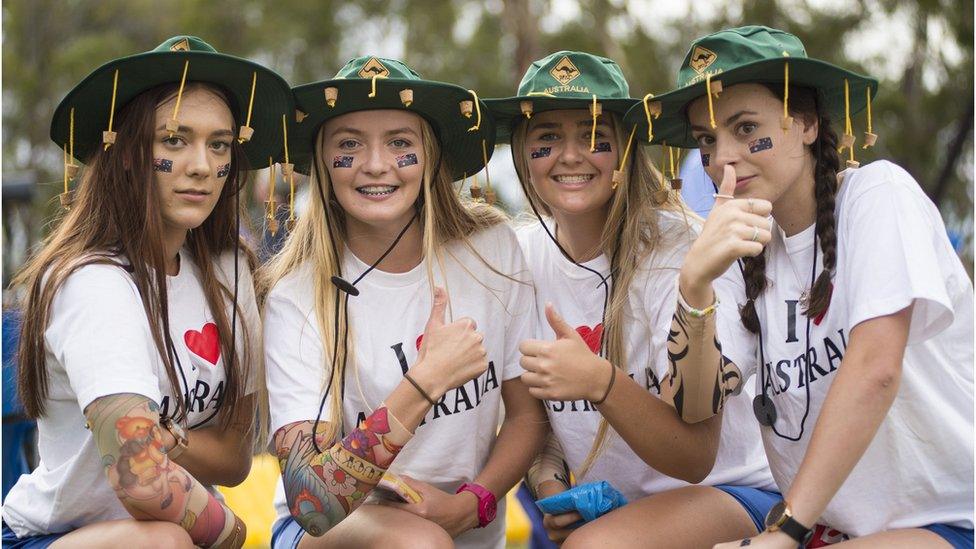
[485, 51, 776, 549]
[260, 56, 547, 549]
[2, 36, 292, 548]
[633, 26, 973, 549]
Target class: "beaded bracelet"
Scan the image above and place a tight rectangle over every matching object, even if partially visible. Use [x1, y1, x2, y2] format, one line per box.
[675, 278, 719, 318]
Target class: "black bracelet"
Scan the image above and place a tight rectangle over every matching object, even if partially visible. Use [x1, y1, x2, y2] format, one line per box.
[592, 362, 617, 405]
[404, 372, 437, 406]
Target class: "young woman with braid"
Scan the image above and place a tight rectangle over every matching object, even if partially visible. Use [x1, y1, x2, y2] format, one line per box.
[2, 36, 294, 547]
[639, 26, 974, 548]
[260, 56, 546, 549]
[486, 51, 776, 549]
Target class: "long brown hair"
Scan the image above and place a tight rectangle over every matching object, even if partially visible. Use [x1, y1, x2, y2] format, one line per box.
[739, 85, 839, 333]
[12, 83, 255, 431]
[257, 114, 513, 445]
[511, 111, 698, 477]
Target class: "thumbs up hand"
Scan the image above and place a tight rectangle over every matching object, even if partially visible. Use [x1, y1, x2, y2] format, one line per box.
[414, 287, 488, 398]
[518, 303, 614, 403]
[681, 164, 774, 297]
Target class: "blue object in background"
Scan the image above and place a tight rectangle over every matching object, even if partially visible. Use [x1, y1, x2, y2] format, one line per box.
[516, 482, 558, 549]
[3, 308, 36, 499]
[535, 481, 628, 527]
[679, 149, 716, 218]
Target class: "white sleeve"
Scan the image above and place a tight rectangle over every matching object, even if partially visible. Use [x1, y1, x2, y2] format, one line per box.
[46, 264, 163, 413]
[264, 285, 332, 435]
[841, 166, 957, 344]
[217, 253, 262, 396]
[502, 230, 538, 381]
[713, 263, 759, 379]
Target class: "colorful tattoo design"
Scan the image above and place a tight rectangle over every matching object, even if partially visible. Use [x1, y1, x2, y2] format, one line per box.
[530, 147, 551, 159]
[748, 137, 773, 154]
[274, 406, 410, 537]
[153, 158, 173, 172]
[216, 163, 231, 178]
[395, 153, 418, 168]
[593, 142, 612, 153]
[666, 303, 743, 420]
[701, 153, 710, 167]
[333, 155, 354, 168]
[86, 394, 235, 547]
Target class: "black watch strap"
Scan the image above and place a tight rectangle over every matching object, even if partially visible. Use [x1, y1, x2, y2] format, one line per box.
[779, 515, 813, 545]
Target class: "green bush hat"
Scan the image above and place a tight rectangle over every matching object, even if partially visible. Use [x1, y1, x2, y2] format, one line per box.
[51, 35, 294, 170]
[625, 25, 880, 156]
[484, 51, 640, 144]
[289, 56, 496, 181]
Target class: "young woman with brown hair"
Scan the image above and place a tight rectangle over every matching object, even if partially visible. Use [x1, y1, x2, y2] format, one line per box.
[2, 36, 292, 548]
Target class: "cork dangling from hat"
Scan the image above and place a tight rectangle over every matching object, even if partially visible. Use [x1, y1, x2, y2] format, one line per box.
[61, 108, 80, 209]
[264, 158, 279, 236]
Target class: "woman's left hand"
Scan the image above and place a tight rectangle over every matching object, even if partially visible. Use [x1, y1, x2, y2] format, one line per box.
[376, 475, 479, 538]
[713, 530, 799, 549]
[519, 304, 613, 402]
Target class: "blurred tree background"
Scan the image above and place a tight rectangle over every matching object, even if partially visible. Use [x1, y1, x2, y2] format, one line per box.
[3, 0, 973, 276]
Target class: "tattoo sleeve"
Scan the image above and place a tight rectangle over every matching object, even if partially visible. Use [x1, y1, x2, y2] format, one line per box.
[273, 405, 412, 537]
[85, 394, 237, 547]
[666, 302, 743, 423]
[526, 432, 571, 498]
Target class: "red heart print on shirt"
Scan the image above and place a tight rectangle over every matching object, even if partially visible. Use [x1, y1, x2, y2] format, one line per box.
[184, 322, 221, 365]
[415, 334, 424, 351]
[576, 324, 603, 354]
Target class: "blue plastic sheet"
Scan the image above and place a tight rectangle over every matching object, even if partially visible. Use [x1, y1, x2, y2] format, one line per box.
[535, 481, 627, 526]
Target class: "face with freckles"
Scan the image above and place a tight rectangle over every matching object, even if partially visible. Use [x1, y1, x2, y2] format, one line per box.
[320, 109, 425, 232]
[152, 85, 234, 241]
[687, 83, 818, 206]
[522, 109, 618, 220]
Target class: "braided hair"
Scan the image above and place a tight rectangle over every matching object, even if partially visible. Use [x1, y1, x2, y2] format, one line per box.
[740, 85, 841, 333]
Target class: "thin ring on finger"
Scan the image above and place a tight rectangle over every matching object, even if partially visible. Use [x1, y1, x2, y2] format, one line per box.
[750, 226, 760, 242]
[747, 198, 755, 212]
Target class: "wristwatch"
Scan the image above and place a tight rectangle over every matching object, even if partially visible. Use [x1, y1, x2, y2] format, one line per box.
[160, 418, 189, 460]
[764, 500, 813, 545]
[456, 482, 497, 528]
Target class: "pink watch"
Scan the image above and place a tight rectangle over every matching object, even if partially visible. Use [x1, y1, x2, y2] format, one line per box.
[456, 482, 497, 528]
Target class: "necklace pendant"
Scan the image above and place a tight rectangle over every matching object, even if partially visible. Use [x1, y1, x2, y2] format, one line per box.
[799, 289, 810, 308]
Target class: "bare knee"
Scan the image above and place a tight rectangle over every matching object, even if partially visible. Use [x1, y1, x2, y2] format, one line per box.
[131, 522, 194, 549]
[380, 522, 453, 549]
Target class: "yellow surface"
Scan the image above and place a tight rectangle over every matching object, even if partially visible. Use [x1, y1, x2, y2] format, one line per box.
[219, 453, 533, 548]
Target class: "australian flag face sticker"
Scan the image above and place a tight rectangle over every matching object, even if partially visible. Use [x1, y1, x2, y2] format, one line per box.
[749, 137, 773, 154]
[593, 142, 612, 153]
[153, 158, 173, 172]
[530, 147, 551, 159]
[333, 155, 354, 168]
[396, 153, 418, 168]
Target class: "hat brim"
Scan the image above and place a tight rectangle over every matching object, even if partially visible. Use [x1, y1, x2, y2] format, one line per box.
[290, 78, 496, 181]
[485, 96, 639, 144]
[625, 57, 878, 148]
[51, 50, 294, 168]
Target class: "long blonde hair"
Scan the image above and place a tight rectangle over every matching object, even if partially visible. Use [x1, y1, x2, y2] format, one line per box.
[257, 114, 509, 445]
[511, 111, 697, 478]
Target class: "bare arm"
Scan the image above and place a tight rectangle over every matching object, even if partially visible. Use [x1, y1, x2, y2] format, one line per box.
[162, 395, 256, 487]
[85, 394, 244, 548]
[520, 304, 721, 483]
[526, 430, 571, 498]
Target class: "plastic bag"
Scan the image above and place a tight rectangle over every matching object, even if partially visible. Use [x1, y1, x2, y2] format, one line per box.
[535, 481, 627, 526]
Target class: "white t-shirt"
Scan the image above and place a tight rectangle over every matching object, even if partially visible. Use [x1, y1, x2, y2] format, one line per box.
[715, 160, 975, 535]
[516, 213, 775, 503]
[2, 249, 260, 537]
[264, 223, 535, 549]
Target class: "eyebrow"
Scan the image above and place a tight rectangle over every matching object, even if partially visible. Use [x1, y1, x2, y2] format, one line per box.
[528, 119, 612, 132]
[155, 124, 234, 138]
[330, 126, 420, 138]
[690, 110, 759, 132]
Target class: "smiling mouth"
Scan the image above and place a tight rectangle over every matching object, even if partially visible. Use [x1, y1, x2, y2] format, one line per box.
[553, 174, 595, 184]
[357, 185, 399, 196]
[736, 175, 756, 184]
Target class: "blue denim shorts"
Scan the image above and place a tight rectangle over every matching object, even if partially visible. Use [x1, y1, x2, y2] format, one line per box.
[1, 524, 64, 549]
[714, 485, 783, 534]
[271, 516, 306, 549]
[923, 523, 974, 549]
